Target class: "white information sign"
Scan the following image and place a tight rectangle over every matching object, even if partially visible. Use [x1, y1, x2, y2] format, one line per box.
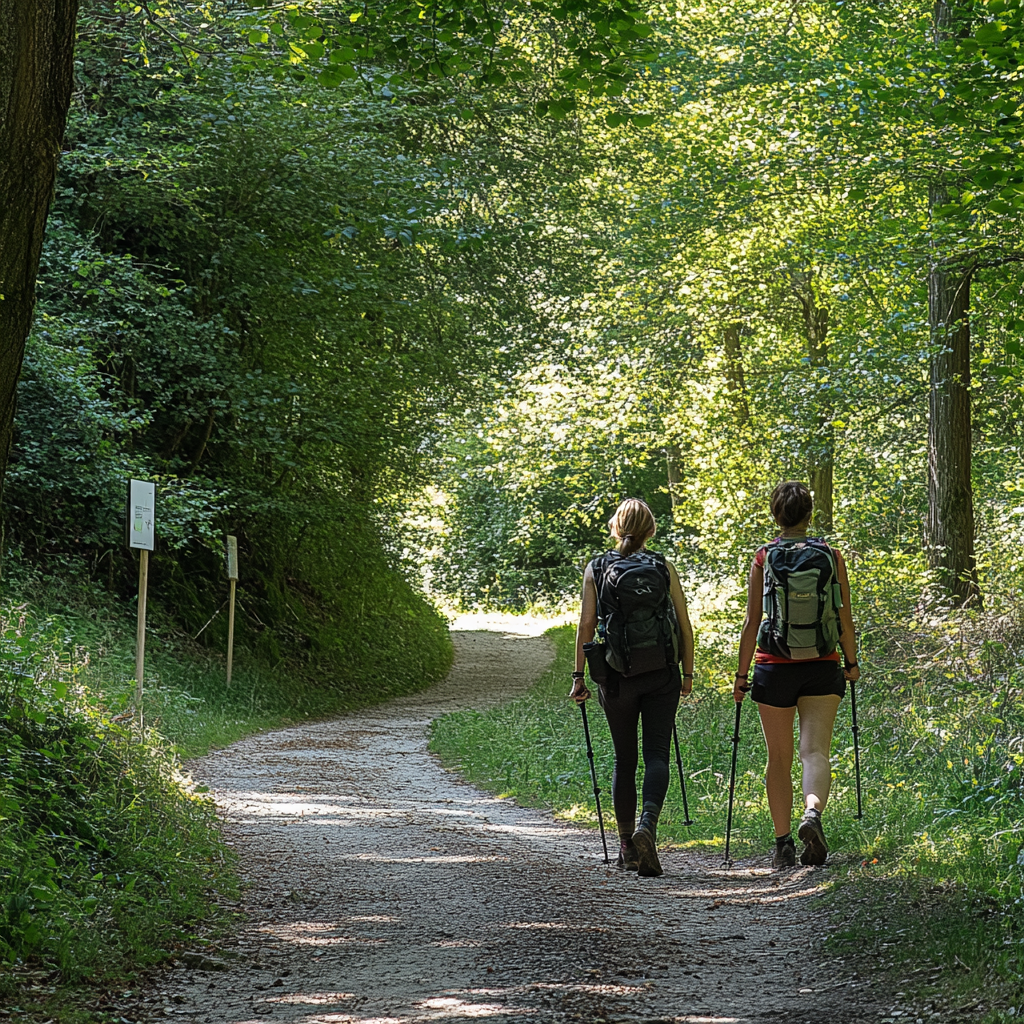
[127, 479, 156, 551]
[225, 535, 238, 580]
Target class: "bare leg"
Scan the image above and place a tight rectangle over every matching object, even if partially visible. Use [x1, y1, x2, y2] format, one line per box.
[796, 694, 841, 812]
[756, 703, 796, 837]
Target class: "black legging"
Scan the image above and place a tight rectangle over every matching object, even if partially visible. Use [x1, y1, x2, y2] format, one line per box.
[598, 666, 682, 835]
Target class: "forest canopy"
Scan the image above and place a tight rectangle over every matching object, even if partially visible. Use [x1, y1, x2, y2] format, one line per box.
[1, 1, 1023, 1008]
[1, 0, 1021, 647]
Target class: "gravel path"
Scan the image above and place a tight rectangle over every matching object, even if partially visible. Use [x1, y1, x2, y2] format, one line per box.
[148, 620, 884, 1024]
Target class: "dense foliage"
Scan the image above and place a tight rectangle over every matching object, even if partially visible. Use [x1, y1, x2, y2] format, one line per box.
[426, 0, 1024, 611]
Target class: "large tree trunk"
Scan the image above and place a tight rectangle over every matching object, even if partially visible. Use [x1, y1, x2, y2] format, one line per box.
[792, 275, 834, 534]
[926, 1, 981, 605]
[0, 1, 79, 528]
[926, 189, 979, 604]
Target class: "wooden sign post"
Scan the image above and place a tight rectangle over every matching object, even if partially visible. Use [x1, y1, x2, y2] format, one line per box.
[225, 535, 238, 687]
[126, 479, 156, 724]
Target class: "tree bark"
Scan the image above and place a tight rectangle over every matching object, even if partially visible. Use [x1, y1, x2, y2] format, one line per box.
[927, 0, 981, 605]
[926, 188, 979, 604]
[0, 1, 79, 522]
[792, 274, 834, 534]
[722, 323, 750, 427]
[666, 444, 683, 509]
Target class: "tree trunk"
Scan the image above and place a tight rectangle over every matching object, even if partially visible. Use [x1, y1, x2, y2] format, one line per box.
[0, 0, 78, 532]
[792, 275, 834, 534]
[926, 188, 979, 604]
[722, 324, 750, 426]
[666, 444, 683, 509]
[926, 1, 981, 605]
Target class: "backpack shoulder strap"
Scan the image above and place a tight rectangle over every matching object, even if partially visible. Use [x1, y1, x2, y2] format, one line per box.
[810, 539, 842, 608]
[590, 551, 619, 611]
[807, 537, 838, 572]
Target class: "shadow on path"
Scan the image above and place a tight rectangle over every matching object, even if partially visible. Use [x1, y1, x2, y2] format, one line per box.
[146, 621, 883, 1024]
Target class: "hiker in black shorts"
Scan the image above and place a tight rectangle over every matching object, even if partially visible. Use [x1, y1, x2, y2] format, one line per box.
[569, 498, 695, 877]
[733, 481, 860, 868]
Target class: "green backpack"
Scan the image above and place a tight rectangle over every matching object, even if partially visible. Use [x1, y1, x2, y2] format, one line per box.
[757, 537, 842, 660]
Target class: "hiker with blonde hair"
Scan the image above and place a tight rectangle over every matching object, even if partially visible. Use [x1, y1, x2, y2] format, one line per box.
[570, 498, 695, 877]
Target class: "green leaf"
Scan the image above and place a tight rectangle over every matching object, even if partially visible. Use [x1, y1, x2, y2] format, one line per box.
[975, 22, 1007, 44]
[319, 67, 345, 87]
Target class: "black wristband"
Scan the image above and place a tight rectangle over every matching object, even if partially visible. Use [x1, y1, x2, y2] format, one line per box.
[683, 673, 693, 679]
[571, 671, 585, 679]
[844, 661, 858, 670]
[735, 673, 748, 680]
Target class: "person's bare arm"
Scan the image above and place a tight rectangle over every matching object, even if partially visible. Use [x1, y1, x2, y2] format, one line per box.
[834, 551, 860, 681]
[571, 564, 598, 702]
[665, 560, 694, 696]
[734, 559, 763, 702]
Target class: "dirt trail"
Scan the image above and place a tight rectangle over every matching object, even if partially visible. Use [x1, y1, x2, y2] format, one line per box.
[149, 621, 884, 1024]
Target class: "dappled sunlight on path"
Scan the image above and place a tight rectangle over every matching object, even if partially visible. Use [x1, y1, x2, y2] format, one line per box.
[145, 626, 882, 1024]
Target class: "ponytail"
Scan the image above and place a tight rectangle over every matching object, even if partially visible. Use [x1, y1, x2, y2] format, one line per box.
[608, 500, 656, 554]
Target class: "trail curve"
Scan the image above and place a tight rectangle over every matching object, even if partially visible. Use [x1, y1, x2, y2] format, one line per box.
[143, 620, 884, 1024]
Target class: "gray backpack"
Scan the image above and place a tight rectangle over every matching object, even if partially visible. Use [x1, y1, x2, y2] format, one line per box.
[757, 538, 841, 660]
[592, 551, 680, 677]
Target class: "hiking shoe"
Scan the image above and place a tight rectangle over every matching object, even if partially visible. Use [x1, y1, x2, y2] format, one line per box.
[798, 811, 828, 866]
[772, 836, 796, 869]
[631, 823, 663, 878]
[616, 840, 639, 872]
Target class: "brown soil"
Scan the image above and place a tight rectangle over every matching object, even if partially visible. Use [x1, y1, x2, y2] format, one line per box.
[142, 619, 887, 1024]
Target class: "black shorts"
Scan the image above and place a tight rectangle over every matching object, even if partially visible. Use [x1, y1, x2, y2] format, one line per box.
[751, 660, 846, 709]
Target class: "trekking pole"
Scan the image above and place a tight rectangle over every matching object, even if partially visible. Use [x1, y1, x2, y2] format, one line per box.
[672, 722, 694, 826]
[723, 698, 743, 867]
[579, 701, 611, 864]
[850, 677, 864, 820]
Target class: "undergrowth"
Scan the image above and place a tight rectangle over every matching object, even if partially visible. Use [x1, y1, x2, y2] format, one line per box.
[0, 606, 231, 1012]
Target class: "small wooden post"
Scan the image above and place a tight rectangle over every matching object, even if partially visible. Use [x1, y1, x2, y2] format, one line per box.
[127, 479, 156, 726]
[136, 549, 149, 713]
[226, 535, 238, 687]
